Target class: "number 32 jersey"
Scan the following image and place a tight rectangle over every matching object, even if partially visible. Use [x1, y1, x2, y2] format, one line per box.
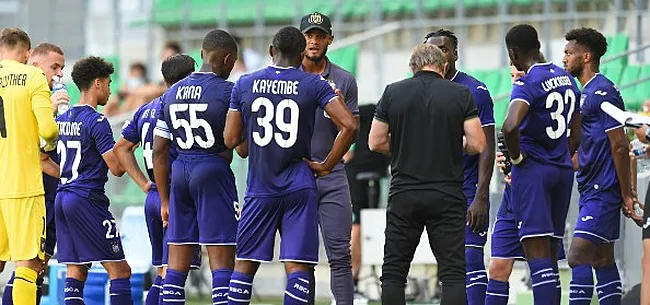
[158, 72, 233, 156]
[510, 62, 580, 168]
[56, 105, 115, 195]
[230, 65, 337, 197]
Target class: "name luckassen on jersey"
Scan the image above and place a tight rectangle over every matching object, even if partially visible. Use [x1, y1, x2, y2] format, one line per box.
[541, 76, 573, 92]
[252, 79, 299, 95]
[176, 85, 203, 100]
[58, 121, 83, 137]
[0, 73, 27, 87]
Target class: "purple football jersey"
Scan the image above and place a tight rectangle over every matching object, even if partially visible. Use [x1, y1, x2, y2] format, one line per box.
[56, 105, 115, 195]
[451, 71, 495, 198]
[576, 73, 625, 201]
[510, 63, 580, 168]
[230, 65, 337, 197]
[157, 72, 233, 156]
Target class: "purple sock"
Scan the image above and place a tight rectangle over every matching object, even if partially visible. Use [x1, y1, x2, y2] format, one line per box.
[595, 264, 622, 305]
[212, 269, 233, 304]
[528, 258, 558, 305]
[284, 271, 311, 305]
[64, 278, 85, 305]
[553, 263, 561, 304]
[2, 272, 14, 305]
[158, 277, 164, 305]
[227, 271, 252, 305]
[485, 279, 509, 305]
[569, 264, 593, 305]
[110, 278, 133, 305]
[162, 269, 187, 305]
[466, 248, 487, 305]
[146, 275, 163, 305]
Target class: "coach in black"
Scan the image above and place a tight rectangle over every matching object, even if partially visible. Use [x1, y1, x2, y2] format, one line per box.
[368, 43, 486, 305]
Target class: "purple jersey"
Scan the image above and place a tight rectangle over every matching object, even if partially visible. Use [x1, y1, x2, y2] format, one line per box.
[230, 65, 337, 197]
[157, 72, 233, 156]
[122, 96, 178, 183]
[451, 71, 495, 198]
[511, 63, 580, 168]
[576, 74, 624, 200]
[56, 105, 115, 195]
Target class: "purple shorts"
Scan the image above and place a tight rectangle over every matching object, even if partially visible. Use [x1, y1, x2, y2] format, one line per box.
[236, 188, 319, 264]
[55, 190, 125, 264]
[573, 196, 622, 244]
[168, 155, 239, 245]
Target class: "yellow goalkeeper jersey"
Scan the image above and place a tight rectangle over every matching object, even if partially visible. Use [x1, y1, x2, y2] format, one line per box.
[0, 59, 58, 199]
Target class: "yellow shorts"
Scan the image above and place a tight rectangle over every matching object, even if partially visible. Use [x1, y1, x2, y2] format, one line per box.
[0, 196, 46, 261]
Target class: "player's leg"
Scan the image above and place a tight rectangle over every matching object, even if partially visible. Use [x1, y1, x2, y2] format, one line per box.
[424, 191, 467, 305]
[65, 264, 89, 305]
[0, 204, 11, 304]
[379, 191, 426, 305]
[316, 173, 354, 305]
[550, 169, 573, 305]
[591, 243, 621, 305]
[485, 215, 524, 305]
[465, 197, 489, 305]
[102, 261, 134, 305]
[279, 189, 320, 305]
[54, 191, 86, 305]
[348, 172, 367, 291]
[162, 158, 198, 305]
[144, 189, 166, 305]
[192, 159, 238, 305]
[2, 196, 46, 305]
[485, 258, 515, 305]
[512, 161, 558, 304]
[229, 196, 282, 305]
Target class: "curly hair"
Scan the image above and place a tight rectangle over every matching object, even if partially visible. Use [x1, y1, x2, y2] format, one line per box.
[71, 56, 114, 91]
[424, 29, 458, 50]
[162, 54, 196, 86]
[565, 27, 608, 60]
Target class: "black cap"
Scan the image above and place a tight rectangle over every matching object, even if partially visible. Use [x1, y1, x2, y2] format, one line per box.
[300, 12, 332, 35]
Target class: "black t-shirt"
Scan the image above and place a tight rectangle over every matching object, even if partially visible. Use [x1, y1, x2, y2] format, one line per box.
[346, 104, 390, 176]
[374, 71, 478, 198]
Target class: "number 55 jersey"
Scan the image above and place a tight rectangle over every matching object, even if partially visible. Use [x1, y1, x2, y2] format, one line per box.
[156, 72, 238, 246]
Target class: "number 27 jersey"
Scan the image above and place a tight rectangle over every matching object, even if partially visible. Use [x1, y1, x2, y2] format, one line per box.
[511, 63, 580, 168]
[230, 65, 337, 197]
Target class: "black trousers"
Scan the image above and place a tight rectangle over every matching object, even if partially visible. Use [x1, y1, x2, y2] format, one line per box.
[381, 190, 467, 305]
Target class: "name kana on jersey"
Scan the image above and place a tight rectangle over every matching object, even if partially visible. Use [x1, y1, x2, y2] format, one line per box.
[176, 85, 203, 100]
[252, 79, 299, 95]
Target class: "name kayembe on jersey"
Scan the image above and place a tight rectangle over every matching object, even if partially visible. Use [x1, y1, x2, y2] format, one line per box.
[0, 73, 28, 88]
[176, 85, 202, 100]
[58, 121, 83, 137]
[252, 79, 299, 95]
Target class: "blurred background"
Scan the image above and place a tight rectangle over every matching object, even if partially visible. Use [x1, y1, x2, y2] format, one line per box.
[1, 0, 650, 304]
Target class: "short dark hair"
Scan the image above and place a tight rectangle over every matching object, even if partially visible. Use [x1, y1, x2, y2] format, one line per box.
[161, 54, 195, 86]
[424, 29, 458, 49]
[164, 41, 182, 54]
[31, 43, 64, 56]
[565, 27, 608, 60]
[272, 26, 306, 58]
[129, 62, 147, 74]
[505, 24, 541, 54]
[0, 27, 31, 50]
[202, 29, 238, 54]
[72, 56, 114, 91]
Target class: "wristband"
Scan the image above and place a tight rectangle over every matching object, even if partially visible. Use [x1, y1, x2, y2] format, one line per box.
[511, 154, 524, 165]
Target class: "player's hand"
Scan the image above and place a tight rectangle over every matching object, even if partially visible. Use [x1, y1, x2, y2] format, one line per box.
[141, 181, 152, 193]
[303, 158, 331, 177]
[634, 124, 649, 143]
[50, 90, 70, 114]
[622, 196, 644, 227]
[161, 203, 169, 228]
[335, 89, 345, 102]
[467, 197, 488, 233]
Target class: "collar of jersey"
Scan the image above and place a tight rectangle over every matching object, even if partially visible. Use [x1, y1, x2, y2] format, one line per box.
[269, 65, 297, 70]
[449, 70, 460, 81]
[583, 73, 600, 89]
[73, 104, 98, 111]
[526, 62, 553, 74]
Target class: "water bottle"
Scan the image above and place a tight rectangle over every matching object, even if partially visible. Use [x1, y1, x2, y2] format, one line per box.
[632, 139, 650, 174]
[53, 77, 69, 116]
[497, 131, 512, 175]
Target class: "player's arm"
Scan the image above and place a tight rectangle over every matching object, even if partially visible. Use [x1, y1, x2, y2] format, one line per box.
[369, 85, 392, 155]
[153, 116, 172, 226]
[469, 87, 495, 231]
[502, 82, 531, 162]
[31, 71, 59, 148]
[90, 116, 125, 176]
[225, 81, 245, 149]
[103, 151, 125, 177]
[321, 97, 358, 171]
[235, 141, 248, 158]
[114, 138, 150, 192]
[568, 105, 582, 156]
[607, 119, 643, 225]
[40, 152, 60, 178]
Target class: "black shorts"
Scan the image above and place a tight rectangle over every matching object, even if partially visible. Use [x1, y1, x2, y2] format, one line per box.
[347, 170, 381, 224]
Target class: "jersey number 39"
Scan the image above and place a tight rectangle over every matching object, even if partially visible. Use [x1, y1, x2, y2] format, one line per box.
[251, 97, 299, 148]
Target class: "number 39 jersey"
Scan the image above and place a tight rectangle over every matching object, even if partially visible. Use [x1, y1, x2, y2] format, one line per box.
[56, 105, 115, 195]
[510, 62, 580, 168]
[158, 72, 233, 156]
[230, 65, 337, 197]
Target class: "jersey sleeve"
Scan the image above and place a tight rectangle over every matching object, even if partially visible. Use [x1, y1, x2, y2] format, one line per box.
[121, 107, 141, 144]
[510, 79, 533, 105]
[344, 77, 360, 116]
[91, 116, 116, 155]
[153, 101, 172, 140]
[473, 84, 495, 127]
[314, 75, 337, 109]
[598, 86, 625, 132]
[229, 79, 242, 112]
[463, 89, 479, 120]
[374, 85, 392, 123]
[30, 70, 58, 143]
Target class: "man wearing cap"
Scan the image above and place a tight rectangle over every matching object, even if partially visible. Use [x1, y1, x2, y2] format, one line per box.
[300, 12, 361, 305]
